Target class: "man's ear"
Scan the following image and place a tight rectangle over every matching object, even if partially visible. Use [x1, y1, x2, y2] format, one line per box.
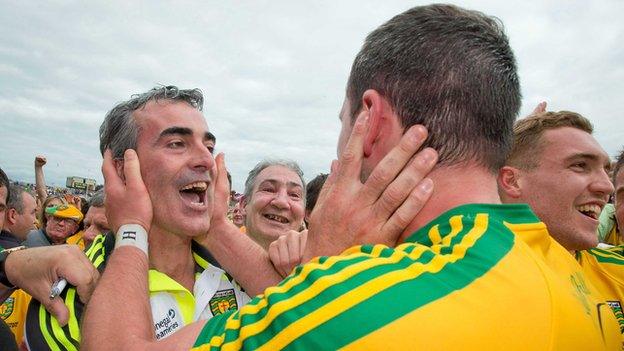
[360, 89, 393, 157]
[114, 158, 126, 182]
[498, 166, 522, 198]
[6, 208, 18, 225]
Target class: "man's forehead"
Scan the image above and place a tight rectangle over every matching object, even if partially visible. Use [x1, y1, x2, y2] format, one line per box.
[134, 100, 208, 132]
[256, 166, 303, 187]
[541, 127, 609, 163]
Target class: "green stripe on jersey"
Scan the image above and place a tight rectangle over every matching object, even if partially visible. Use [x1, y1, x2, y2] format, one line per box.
[586, 248, 624, 265]
[219, 211, 512, 350]
[284, 213, 513, 350]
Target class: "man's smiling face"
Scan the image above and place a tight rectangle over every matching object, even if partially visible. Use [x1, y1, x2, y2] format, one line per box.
[244, 165, 305, 249]
[516, 127, 613, 250]
[134, 100, 216, 238]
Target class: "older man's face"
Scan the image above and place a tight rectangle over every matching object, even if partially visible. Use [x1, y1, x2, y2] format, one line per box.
[245, 165, 305, 249]
[134, 100, 216, 238]
[45, 215, 79, 244]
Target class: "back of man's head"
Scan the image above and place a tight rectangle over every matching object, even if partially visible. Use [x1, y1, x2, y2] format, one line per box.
[99, 85, 204, 159]
[507, 111, 594, 170]
[346, 4, 520, 172]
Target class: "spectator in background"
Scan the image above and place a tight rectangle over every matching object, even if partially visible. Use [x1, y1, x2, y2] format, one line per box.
[607, 150, 624, 245]
[242, 159, 305, 250]
[0, 167, 18, 351]
[82, 190, 109, 249]
[1, 185, 36, 245]
[35, 195, 63, 229]
[34, 156, 47, 206]
[231, 200, 246, 231]
[24, 203, 83, 247]
[304, 173, 328, 227]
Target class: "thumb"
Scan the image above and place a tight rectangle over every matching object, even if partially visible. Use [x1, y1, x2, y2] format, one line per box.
[42, 298, 70, 327]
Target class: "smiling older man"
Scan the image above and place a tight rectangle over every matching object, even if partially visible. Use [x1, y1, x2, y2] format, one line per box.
[25, 86, 279, 350]
[242, 160, 306, 250]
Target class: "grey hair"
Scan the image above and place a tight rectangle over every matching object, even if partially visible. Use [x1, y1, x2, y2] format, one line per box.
[7, 185, 30, 214]
[99, 85, 204, 158]
[243, 159, 306, 204]
[89, 189, 105, 208]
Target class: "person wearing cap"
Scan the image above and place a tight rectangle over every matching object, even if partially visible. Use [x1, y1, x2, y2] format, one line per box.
[24, 203, 83, 247]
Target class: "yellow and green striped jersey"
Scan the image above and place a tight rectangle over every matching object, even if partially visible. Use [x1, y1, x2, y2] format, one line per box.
[578, 246, 624, 335]
[192, 204, 621, 350]
[25, 234, 250, 350]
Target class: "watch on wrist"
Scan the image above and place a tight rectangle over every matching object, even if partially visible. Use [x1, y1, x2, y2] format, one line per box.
[0, 246, 27, 288]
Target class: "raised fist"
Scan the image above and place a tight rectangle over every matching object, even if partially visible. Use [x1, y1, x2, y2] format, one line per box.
[35, 155, 47, 167]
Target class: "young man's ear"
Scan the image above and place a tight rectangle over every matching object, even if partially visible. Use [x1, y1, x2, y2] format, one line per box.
[360, 89, 394, 157]
[498, 166, 522, 198]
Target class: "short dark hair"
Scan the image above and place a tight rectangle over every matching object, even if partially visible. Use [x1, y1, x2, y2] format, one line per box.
[99, 85, 204, 158]
[0, 167, 10, 203]
[346, 4, 520, 172]
[305, 173, 328, 213]
[614, 149, 624, 186]
[7, 185, 31, 214]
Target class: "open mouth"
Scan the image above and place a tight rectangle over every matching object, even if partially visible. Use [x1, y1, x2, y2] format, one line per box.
[263, 213, 289, 224]
[179, 181, 208, 206]
[576, 204, 601, 220]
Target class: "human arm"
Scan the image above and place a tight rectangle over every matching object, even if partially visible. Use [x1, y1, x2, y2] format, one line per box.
[34, 155, 48, 202]
[81, 149, 157, 350]
[2, 245, 99, 326]
[196, 154, 282, 295]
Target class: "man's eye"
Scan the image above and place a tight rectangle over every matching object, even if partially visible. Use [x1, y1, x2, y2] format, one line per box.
[571, 162, 587, 170]
[289, 193, 301, 199]
[168, 141, 185, 148]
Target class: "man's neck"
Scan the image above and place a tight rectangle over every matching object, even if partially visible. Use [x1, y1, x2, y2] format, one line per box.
[148, 225, 196, 292]
[399, 163, 501, 242]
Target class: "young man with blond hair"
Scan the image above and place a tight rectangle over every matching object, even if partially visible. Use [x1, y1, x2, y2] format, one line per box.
[499, 109, 624, 334]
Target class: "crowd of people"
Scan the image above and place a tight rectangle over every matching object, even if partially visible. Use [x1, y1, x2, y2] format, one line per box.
[1, 3, 623, 350]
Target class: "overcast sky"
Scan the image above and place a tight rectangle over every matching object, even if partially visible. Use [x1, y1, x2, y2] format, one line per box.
[1, 0, 622, 192]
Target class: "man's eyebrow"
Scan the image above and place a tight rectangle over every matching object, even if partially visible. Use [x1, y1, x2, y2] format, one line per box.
[258, 179, 303, 189]
[287, 181, 303, 190]
[565, 152, 612, 169]
[158, 126, 193, 139]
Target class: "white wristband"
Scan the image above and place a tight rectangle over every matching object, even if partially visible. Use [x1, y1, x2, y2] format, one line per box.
[115, 224, 148, 256]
